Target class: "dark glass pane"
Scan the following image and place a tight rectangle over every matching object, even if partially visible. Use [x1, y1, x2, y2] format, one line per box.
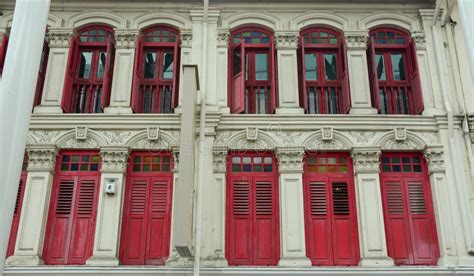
[134, 156, 141, 163]
[254, 165, 262, 172]
[308, 87, 316, 114]
[307, 157, 317, 164]
[308, 165, 317, 172]
[262, 37, 270, 44]
[153, 157, 161, 163]
[324, 54, 337, 80]
[72, 155, 80, 162]
[339, 165, 348, 173]
[144, 52, 156, 79]
[152, 164, 160, 171]
[392, 165, 401, 172]
[97, 52, 106, 79]
[413, 165, 422, 172]
[375, 54, 386, 80]
[339, 157, 347, 164]
[243, 164, 252, 172]
[133, 165, 140, 171]
[144, 156, 152, 163]
[162, 52, 174, 79]
[391, 54, 406, 80]
[412, 157, 421, 163]
[70, 163, 79, 171]
[382, 156, 390, 164]
[80, 164, 88, 171]
[81, 156, 89, 162]
[317, 166, 327, 173]
[392, 157, 400, 163]
[329, 37, 338, 45]
[143, 164, 150, 171]
[91, 156, 100, 163]
[255, 53, 268, 80]
[90, 164, 99, 171]
[61, 164, 69, 171]
[328, 165, 337, 173]
[382, 165, 391, 172]
[162, 164, 170, 171]
[163, 156, 170, 163]
[78, 51, 93, 79]
[403, 165, 412, 172]
[63, 155, 70, 162]
[387, 32, 396, 44]
[304, 53, 317, 80]
[402, 157, 410, 164]
[264, 165, 272, 172]
[232, 165, 241, 172]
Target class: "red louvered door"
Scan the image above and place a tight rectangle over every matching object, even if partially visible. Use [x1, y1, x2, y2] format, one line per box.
[303, 153, 359, 266]
[120, 152, 173, 265]
[43, 151, 100, 265]
[226, 153, 280, 266]
[380, 153, 439, 265]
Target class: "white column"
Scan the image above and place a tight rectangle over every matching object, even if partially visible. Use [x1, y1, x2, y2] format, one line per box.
[274, 32, 305, 115]
[215, 30, 230, 113]
[104, 30, 137, 114]
[175, 30, 193, 112]
[351, 148, 394, 266]
[87, 147, 129, 266]
[6, 146, 57, 266]
[344, 31, 378, 115]
[423, 146, 458, 266]
[276, 147, 311, 266]
[33, 29, 72, 114]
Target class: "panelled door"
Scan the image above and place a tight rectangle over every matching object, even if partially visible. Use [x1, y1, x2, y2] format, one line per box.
[380, 153, 439, 265]
[226, 152, 280, 266]
[303, 153, 359, 266]
[43, 151, 101, 265]
[7, 156, 28, 257]
[120, 152, 173, 265]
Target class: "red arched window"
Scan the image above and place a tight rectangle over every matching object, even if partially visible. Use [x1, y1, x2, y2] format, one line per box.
[367, 28, 423, 115]
[33, 30, 50, 108]
[131, 26, 180, 113]
[229, 27, 276, 114]
[61, 25, 115, 113]
[298, 27, 350, 114]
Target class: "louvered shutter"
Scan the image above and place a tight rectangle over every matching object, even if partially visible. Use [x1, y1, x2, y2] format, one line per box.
[230, 180, 251, 263]
[34, 39, 49, 107]
[0, 33, 8, 75]
[7, 177, 27, 258]
[340, 41, 351, 114]
[101, 36, 115, 109]
[409, 39, 424, 115]
[61, 35, 78, 113]
[298, 37, 308, 111]
[307, 181, 333, 265]
[254, 181, 276, 263]
[131, 35, 143, 113]
[367, 37, 381, 112]
[231, 44, 245, 114]
[171, 42, 180, 110]
[269, 37, 277, 114]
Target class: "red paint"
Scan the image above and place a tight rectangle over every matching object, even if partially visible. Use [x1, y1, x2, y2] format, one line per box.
[43, 151, 100, 265]
[119, 151, 173, 265]
[228, 27, 276, 114]
[0, 33, 7, 75]
[226, 152, 280, 266]
[380, 153, 439, 265]
[131, 26, 180, 114]
[298, 28, 350, 114]
[33, 36, 50, 108]
[368, 28, 424, 115]
[7, 155, 28, 258]
[303, 152, 360, 266]
[61, 25, 114, 113]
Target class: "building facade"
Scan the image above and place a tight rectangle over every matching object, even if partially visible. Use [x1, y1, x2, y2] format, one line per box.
[1, 0, 474, 275]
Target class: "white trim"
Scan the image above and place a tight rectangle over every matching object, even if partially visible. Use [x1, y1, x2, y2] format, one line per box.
[221, 11, 282, 31]
[66, 10, 126, 29]
[131, 11, 191, 30]
[290, 11, 350, 31]
[358, 11, 421, 32]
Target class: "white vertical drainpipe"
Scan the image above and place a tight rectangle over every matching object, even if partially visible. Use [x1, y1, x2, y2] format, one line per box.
[0, 1, 50, 275]
[193, 0, 209, 275]
[432, 0, 474, 254]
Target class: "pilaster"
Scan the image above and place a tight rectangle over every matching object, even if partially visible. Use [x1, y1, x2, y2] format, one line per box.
[6, 146, 58, 266]
[33, 28, 73, 114]
[174, 29, 193, 112]
[351, 147, 394, 266]
[104, 30, 138, 114]
[86, 147, 129, 266]
[274, 32, 304, 115]
[216, 29, 230, 113]
[344, 31, 378, 115]
[276, 147, 311, 266]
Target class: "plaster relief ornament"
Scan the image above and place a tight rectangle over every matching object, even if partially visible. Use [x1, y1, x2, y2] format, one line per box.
[395, 127, 407, 141]
[75, 126, 88, 140]
[30, 130, 61, 143]
[103, 131, 132, 144]
[322, 127, 333, 141]
[247, 127, 258, 141]
[147, 127, 160, 141]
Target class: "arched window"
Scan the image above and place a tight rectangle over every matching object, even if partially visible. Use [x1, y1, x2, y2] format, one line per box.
[229, 27, 276, 114]
[131, 25, 180, 114]
[61, 25, 115, 113]
[298, 27, 350, 114]
[367, 28, 423, 115]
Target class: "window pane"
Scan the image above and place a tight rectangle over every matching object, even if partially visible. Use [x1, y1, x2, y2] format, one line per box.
[144, 52, 156, 79]
[162, 52, 174, 79]
[78, 51, 92, 79]
[391, 54, 406, 80]
[96, 52, 106, 79]
[375, 54, 386, 80]
[305, 53, 317, 80]
[255, 53, 268, 80]
[324, 53, 337, 80]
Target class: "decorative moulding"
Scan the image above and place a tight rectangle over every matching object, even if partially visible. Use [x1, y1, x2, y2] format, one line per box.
[100, 147, 129, 173]
[147, 127, 160, 141]
[423, 145, 445, 174]
[274, 31, 299, 49]
[247, 127, 258, 141]
[344, 31, 369, 49]
[395, 127, 407, 141]
[351, 147, 381, 173]
[48, 28, 74, 48]
[213, 146, 228, 173]
[179, 29, 193, 48]
[26, 146, 58, 172]
[276, 147, 305, 173]
[75, 126, 88, 140]
[114, 29, 138, 49]
[321, 127, 333, 141]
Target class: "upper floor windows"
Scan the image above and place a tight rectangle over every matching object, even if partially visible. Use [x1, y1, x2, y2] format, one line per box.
[367, 28, 423, 115]
[131, 26, 180, 114]
[229, 27, 276, 114]
[61, 25, 115, 113]
[298, 27, 350, 114]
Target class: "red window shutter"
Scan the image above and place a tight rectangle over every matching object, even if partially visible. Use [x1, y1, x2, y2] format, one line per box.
[61, 35, 78, 113]
[131, 35, 143, 113]
[409, 38, 424, 115]
[233, 181, 250, 216]
[101, 35, 115, 109]
[254, 180, 277, 264]
[269, 37, 277, 114]
[56, 179, 75, 215]
[340, 41, 351, 114]
[255, 181, 272, 216]
[76, 179, 95, 215]
[298, 37, 308, 111]
[231, 44, 245, 114]
[34, 39, 50, 107]
[171, 43, 180, 110]
[0, 33, 8, 75]
[147, 180, 171, 262]
[367, 37, 381, 112]
[130, 180, 147, 215]
[7, 177, 26, 258]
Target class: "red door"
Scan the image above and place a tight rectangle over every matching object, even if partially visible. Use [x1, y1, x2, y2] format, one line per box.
[226, 152, 280, 266]
[303, 153, 359, 266]
[120, 152, 173, 265]
[43, 151, 100, 265]
[380, 153, 439, 265]
[7, 156, 28, 258]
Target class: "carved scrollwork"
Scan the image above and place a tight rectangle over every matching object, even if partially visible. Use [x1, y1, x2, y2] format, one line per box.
[114, 29, 138, 49]
[351, 148, 381, 173]
[26, 146, 58, 171]
[276, 147, 305, 173]
[424, 146, 445, 174]
[344, 31, 368, 49]
[213, 147, 228, 173]
[100, 148, 129, 173]
[48, 29, 74, 48]
[30, 130, 61, 143]
[275, 32, 299, 49]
